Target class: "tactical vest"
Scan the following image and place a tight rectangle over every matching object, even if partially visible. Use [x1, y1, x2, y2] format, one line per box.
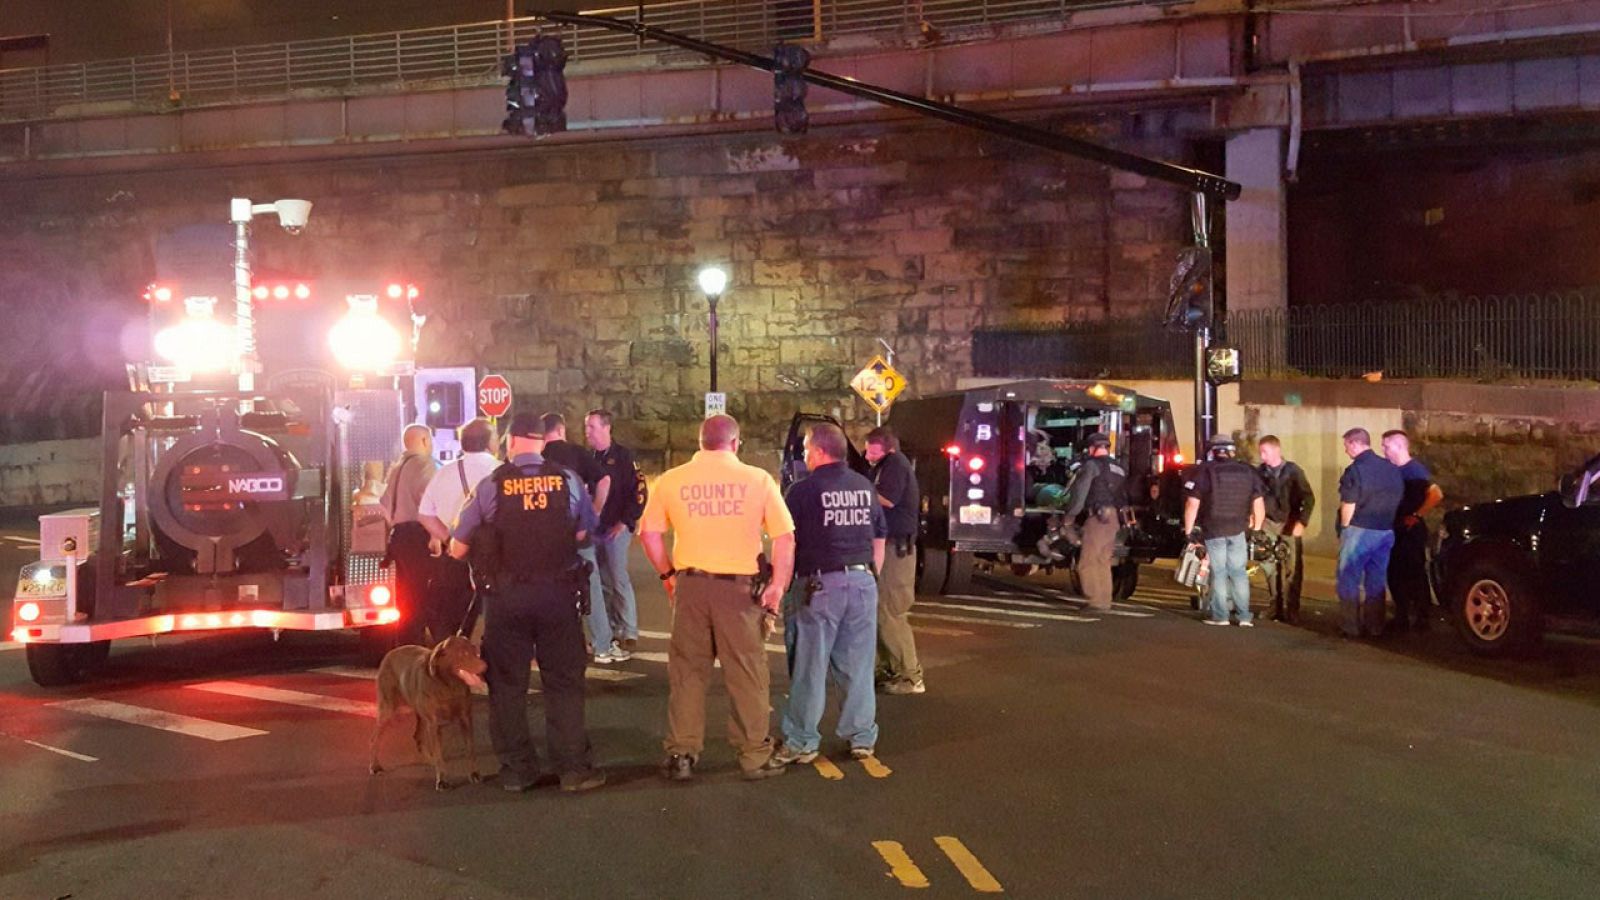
[490, 461, 578, 581]
[1207, 460, 1258, 520]
[1085, 457, 1129, 511]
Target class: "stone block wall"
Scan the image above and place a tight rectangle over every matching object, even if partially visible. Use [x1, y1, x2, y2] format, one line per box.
[0, 108, 1205, 474]
[0, 438, 100, 508]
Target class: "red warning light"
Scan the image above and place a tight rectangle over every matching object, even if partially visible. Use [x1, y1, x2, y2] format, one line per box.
[967, 456, 986, 472]
[294, 283, 311, 300]
[386, 283, 404, 300]
[943, 443, 961, 459]
[252, 285, 269, 300]
[272, 285, 290, 300]
[146, 285, 175, 303]
[406, 285, 420, 300]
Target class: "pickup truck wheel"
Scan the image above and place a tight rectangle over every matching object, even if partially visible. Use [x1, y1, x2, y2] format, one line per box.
[1452, 560, 1540, 657]
[26, 641, 108, 687]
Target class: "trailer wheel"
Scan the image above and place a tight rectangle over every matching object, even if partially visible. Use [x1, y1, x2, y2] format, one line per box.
[26, 641, 110, 687]
[942, 551, 975, 594]
[358, 625, 401, 668]
[1113, 562, 1140, 601]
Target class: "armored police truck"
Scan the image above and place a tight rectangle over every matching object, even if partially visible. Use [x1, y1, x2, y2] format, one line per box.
[786, 380, 1185, 601]
[9, 238, 479, 685]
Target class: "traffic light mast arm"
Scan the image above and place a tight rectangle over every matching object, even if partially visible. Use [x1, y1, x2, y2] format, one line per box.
[535, 10, 1241, 201]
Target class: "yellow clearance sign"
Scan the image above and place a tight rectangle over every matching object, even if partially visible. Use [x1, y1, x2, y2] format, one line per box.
[850, 355, 907, 414]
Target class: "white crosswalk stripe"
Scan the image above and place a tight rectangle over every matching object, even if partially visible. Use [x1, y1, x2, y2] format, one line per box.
[917, 601, 1098, 623]
[187, 681, 377, 717]
[638, 629, 785, 654]
[910, 611, 1039, 629]
[313, 664, 643, 684]
[50, 698, 268, 742]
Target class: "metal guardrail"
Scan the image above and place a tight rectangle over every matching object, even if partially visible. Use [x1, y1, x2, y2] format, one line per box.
[0, 0, 1182, 123]
[975, 293, 1600, 383]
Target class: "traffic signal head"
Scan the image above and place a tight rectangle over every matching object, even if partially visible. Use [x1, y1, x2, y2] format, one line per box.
[502, 35, 568, 138]
[772, 43, 811, 135]
[1166, 246, 1213, 330]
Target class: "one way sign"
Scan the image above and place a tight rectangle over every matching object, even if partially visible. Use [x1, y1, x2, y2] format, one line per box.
[850, 355, 907, 415]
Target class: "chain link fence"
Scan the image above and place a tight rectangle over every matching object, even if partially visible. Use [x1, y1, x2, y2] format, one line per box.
[975, 291, 1600, 383]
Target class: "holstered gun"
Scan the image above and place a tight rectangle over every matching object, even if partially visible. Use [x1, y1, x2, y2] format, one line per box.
[750, 553, 774, 604]
[467, 526, 503, 596]
[566, 557, 595, 616]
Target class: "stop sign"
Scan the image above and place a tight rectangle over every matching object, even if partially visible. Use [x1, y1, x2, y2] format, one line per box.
[477, 374, 513, 418]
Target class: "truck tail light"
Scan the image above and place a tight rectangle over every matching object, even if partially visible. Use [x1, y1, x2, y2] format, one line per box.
[967, 456, 985, 472]
[17, 602, 40, 622]
[369, 584, 392, 606]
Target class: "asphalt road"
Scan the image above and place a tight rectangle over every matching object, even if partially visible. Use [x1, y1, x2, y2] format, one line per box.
[4, 544, 1600, 899]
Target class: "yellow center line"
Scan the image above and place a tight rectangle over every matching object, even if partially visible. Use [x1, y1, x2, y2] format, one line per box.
[858, 756, 893, 778]
[935, 836, 1004, 893]
[812, 757, 846, 780]
[872, 841, 930, 889]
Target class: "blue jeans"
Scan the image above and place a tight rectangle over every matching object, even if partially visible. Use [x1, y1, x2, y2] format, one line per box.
[781, 570, 880, 753]
[594, 527, 639, 641]
[579, 546, 611, 651]
[1338, 526, 1394, 636]
[1205, 533, 1251, 624]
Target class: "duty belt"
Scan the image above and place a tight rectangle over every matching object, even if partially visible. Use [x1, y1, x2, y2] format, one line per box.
[679, 568, 755, 583]
[805, 563, 873, 577]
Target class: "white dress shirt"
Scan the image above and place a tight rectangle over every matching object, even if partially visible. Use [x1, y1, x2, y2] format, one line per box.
[418, 451, 500, 528]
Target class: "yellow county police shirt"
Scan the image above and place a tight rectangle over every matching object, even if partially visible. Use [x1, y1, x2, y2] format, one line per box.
[639, 449, 796, 576]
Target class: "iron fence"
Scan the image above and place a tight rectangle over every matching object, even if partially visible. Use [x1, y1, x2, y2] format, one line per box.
[975, 292, 1600, 383]
[0, 0, 1183, 123]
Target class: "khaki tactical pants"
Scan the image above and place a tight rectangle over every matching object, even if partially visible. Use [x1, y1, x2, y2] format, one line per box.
[665, 574, 774, 773]
[1078, 509, 1118, 610]
[876, 544, 922, 683]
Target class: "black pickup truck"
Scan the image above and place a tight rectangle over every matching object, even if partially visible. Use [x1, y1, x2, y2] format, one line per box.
[1430, 454, 1600, 656]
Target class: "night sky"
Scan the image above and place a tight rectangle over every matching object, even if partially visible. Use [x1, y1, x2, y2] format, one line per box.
[1, 1, 597, 66]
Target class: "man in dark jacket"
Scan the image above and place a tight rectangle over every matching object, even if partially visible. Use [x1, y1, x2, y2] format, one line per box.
[1256, 435, 1315, 624]
[586, 409, 646, 652]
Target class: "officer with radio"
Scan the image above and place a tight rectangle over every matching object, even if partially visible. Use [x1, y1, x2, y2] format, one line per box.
[767, 423, 887, 768]
[1060, 433, 1128, 611]
[450, 411, 605, 795]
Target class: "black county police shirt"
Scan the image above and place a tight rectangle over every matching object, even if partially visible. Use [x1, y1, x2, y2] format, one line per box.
[785, 461, 889, 574]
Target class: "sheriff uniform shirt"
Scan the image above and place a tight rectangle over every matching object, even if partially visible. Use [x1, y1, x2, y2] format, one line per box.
[786, 461, 888, 574]
[640, 450, 795, 576]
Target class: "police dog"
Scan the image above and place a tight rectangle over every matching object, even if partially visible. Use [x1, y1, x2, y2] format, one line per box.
[369, 635, 488, 790]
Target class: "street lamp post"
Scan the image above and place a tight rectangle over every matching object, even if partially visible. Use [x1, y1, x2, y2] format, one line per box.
[229, 197, 311, 392]
[697, 266, 728, 395]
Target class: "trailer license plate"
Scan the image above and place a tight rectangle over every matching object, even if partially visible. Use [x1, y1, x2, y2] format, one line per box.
[20, 578, 65, 597]
[959, 504, 992, 525]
